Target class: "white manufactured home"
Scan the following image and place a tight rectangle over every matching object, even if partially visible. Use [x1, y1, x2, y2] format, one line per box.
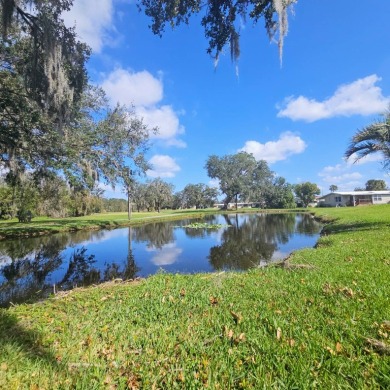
[319, 191, 390, 207]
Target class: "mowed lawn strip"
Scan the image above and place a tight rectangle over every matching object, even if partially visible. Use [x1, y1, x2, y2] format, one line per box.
[0, 205, 389, 389]
[0, 208, 271, 239]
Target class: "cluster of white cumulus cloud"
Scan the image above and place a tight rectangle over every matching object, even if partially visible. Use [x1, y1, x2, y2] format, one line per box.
[277, 74, 389, 122]
[63, 0, 184, 180]
[63, 1, 389, 188]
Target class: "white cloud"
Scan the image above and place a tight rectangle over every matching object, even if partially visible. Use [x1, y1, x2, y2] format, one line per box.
[64, 2, 187, 148]
[318, 161, 363, 191]
[320, 171, 363, 185]
[319, 154, 390, 191]
[62, 0, 115, 53]
[149, 243, 183, 266]
[278, 75, 390, 122]
[345, 153, 383, 166]
[101, 68, 163, 107]
[239, 132, 306, 163]
[101, 68, 186, 147]
[147, 155, 181, 178]
[137, 105, 186, 146]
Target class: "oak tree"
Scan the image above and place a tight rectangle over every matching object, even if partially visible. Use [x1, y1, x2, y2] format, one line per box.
[294, 181, 320, 207]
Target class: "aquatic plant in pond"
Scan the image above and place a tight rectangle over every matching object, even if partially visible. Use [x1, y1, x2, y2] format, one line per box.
[180, 222, 230, 229]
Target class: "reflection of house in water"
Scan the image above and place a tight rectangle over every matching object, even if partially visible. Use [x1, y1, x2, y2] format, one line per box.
[319, 191, 390, 207]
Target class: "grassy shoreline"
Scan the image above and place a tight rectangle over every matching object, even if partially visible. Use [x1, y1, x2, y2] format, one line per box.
[1, 205, 389, 388]
[0, 208, 301, 240]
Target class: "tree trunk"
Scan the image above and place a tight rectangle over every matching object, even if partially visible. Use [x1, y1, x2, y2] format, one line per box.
[127, 192, 132, 220]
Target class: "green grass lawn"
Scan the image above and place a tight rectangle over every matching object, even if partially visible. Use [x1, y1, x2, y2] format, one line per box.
[0, 205, 389, 389]
[0, 209, 221, 239]
[0, 207, 295, 240]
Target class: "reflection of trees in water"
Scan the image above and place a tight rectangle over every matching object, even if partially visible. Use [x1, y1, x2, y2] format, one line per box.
[1, 250, 62, 285]
[0, 230, 108, 261]
[295, 214, 321, 235]
[59, 247, 99, 290]
[0, 228, 139, 307]
[103, 253, 138, 281]
[209, 213, 299, 270]
[133, 222, 175, 249]
[104, 227, 138, 280]
[0, 246, 64, 307]
[183, 227, 215, 238]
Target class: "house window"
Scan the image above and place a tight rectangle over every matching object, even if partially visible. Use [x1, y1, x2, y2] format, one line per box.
[335, 196, 342, 202]
[373, 195, 382, 201]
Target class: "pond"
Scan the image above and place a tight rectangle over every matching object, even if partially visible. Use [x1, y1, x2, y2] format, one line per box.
[0, 213, 322, 306]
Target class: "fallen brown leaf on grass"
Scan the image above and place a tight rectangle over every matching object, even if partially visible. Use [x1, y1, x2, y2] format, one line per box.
[340, 287, 354, 298]
[230, 310, 242, 324]
[234, 333, 246, 344]
[287, 339, 295, 347]
[365, 338, 390, 355]
[381, 321, 390, 331]
[325, 346, 335, 355]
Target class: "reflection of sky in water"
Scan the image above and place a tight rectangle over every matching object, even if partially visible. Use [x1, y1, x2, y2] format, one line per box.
[0, 214, 322, 305]
[147, 243, 183, 266]
[72, 228, 129, 246]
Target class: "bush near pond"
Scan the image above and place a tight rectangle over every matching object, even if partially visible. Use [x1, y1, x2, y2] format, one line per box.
[0, 205, 389, 389]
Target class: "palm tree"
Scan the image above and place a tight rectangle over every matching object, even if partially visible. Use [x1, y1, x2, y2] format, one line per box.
[345, 110, 390, 171]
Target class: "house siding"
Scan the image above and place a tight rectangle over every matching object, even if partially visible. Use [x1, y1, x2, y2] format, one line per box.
[319, 191, 390, 207]
[372, 194, 390, 205]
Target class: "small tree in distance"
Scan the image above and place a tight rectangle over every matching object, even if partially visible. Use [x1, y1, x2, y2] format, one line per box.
[329, 185, 338, 192]
[294, 182, 321, 208]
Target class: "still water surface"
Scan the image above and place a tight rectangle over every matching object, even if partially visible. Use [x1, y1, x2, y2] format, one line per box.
[0, 213, 322, 306]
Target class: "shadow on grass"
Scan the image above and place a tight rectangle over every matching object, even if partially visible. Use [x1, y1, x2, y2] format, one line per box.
[322, 221, 390, 234]
[0, 309, 58, 367]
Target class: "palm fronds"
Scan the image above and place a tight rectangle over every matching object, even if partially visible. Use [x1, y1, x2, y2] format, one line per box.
[345, 110, 390, 170]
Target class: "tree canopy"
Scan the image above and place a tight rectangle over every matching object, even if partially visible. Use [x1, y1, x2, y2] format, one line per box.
[138, 0, 296, 63]
[1, 1, 154, 202]
[1, 0, 89, 178]
[174, 183, 218, 209]
[294, 182, 320, 208]
[205, 152, 273, 208]
[1, 0, 89, 125]
[146, 178, 174, 212]
[263, 176, 295, 209]
[364, 179, 387, 191]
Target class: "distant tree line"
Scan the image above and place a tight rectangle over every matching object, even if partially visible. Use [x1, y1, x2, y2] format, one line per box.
[0, 151, 326, 220]
[4, 146, 387, 220]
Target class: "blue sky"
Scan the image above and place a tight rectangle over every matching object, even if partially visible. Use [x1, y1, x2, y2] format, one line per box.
[63, 0, 390, 198]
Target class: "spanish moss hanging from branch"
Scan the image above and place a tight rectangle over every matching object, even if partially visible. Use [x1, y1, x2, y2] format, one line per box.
[1, 0, 89, 128]
[137, 0, 297, 64]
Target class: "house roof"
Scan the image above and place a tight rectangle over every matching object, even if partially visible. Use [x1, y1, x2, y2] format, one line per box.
[320, 190, 390, 199]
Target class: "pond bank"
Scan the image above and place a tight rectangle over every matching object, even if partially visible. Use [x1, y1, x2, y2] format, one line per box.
[0, 205, 389, 388]
[0, 212, 321, 307]
[0, 208, 304, 240]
